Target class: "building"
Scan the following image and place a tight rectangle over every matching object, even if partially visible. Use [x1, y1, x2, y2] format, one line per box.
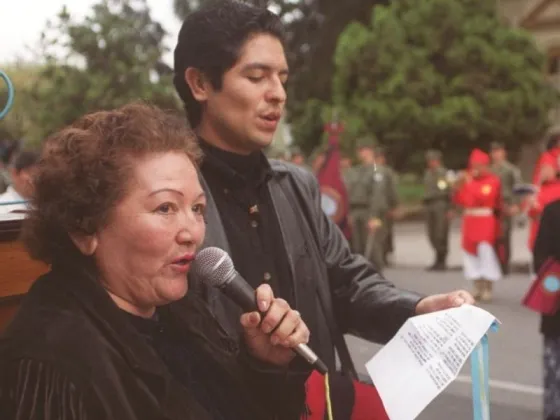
[499, 0, 560, 126]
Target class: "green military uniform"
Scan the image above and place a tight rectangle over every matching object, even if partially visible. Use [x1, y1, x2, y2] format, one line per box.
[372, 146, 399, 264]
[347, 163, 376, 256]
[490, 142, 522, 274]
[363, 166, 390, 272]
[423, 150, 451, 270]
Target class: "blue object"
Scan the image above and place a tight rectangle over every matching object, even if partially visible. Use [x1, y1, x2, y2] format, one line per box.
[544, 275, 560, 293]
[0, 70, 15, 120]
[0, 200, 27, 206]
[471, 322, 499, 420]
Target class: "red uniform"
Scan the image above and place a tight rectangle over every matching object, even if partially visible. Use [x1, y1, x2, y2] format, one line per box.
[453, 150, 502, 255]
[523, 181, 560, 251]
[532, 147, 560, 184]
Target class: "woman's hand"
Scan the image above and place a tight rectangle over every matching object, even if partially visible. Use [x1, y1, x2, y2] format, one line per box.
[240, 284, 310, 367]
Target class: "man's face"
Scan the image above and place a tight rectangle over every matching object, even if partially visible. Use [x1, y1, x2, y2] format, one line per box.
[292, 154, 304, 165]
[427, 159, 440, 169]
[471, 162, 488, 177]
[491, 148, 505, 162]
[10, 166, 35, 199]
[199, 33, 288, 155]
[357, 147, 374, 164]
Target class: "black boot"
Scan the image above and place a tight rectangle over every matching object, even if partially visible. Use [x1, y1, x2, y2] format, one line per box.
[432, 252, 447, 271]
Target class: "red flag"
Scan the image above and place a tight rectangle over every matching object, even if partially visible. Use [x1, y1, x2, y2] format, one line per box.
[522, 257, 560, 314]
[317, 121, 352, 241]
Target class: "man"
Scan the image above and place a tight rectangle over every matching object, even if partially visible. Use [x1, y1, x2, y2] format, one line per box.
[288, 146, 305, 166]
[0, 150, 39, 214]
[423, 149, 451, 271]
[533, 133, 560, 184]
[372, 146, 399, 265]
[490, 141, 521, 274]
[347, 137, 376, 256]
[173, 0, 473, 410]
[453, 149, 502, 302]
[309, 144, 327, 174]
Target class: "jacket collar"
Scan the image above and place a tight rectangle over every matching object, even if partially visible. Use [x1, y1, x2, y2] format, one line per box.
[198, 139, 273, 189]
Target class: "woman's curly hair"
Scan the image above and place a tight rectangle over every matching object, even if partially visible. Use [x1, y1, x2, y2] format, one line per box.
[23, 102, 202, 264]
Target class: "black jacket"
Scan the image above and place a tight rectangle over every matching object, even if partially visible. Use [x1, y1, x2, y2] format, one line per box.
[193, 160, 424, 369]
[533, 198, 560, 337]
[0, 263, 309, 420]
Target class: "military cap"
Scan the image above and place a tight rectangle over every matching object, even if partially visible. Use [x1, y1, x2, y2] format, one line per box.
[425, 149, 442, 160]
[490, 141, 504, 150]
[355, 136, 376, 149]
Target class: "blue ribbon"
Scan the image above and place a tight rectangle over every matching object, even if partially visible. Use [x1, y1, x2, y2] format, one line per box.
[0, 69, 15, 120]
[0, 200, 27, 206]
[471, 322, 499, 420]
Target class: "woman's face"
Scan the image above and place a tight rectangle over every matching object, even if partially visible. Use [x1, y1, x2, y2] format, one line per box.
[82, 152, 206, 317]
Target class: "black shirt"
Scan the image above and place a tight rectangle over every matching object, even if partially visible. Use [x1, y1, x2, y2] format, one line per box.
[123, 308, 251, 420]
[199, 140, 294, 305]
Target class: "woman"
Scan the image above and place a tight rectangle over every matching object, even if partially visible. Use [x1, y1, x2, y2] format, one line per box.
[0, 103, 311, 420]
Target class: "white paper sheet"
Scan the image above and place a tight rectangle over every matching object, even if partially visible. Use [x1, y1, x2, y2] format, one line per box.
[365, 304, 497, 420]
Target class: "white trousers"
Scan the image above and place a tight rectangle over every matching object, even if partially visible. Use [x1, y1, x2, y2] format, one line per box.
[462, 242, 502, 282]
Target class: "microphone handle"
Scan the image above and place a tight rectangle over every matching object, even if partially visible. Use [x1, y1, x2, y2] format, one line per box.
[220, 275, 328, 374]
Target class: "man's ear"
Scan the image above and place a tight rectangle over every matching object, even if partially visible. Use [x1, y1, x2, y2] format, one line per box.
[184, 67, 212, 102]
[69, 232, 98, 256]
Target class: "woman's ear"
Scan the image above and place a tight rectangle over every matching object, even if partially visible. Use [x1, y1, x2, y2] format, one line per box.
[69, 232, 98, 256]
[184, 67, 212, 102]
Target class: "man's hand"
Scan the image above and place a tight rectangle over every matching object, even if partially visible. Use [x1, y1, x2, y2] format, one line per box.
[414, 290, 475, 315]
[368, 218, 382, 232]
[240, 284, 310, 367]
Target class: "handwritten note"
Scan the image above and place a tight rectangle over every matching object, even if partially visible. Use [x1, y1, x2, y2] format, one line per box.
[366, 304, 497, 420]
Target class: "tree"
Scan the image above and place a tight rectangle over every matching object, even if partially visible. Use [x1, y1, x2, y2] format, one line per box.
[332, 0, 560, 171]
[27, 0, 179, 142]
[172, 0, 388, 155]
[0, 63, 44, 146]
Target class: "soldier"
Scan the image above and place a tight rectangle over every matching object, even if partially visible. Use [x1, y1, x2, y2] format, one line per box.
[309, 145, 327, 174]
[490, 141, 521, 274]
[373, 146, 399, 265]
[289, 146, 307, 167]
[423, 149, 451, 271]
[347, 137, 376, 258]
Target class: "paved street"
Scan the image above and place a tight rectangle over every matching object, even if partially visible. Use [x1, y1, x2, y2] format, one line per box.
[345, 220, 543, 419]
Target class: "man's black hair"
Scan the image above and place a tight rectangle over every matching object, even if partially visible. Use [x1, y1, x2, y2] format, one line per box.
[173, 0, 286, 128]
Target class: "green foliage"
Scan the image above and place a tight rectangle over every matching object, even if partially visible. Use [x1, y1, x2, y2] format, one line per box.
[332, 0, 560, 169]
[26, 0, 179, 142]
[0, 63, 44, 145]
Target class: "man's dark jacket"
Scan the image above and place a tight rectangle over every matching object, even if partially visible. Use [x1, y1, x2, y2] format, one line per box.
[193, 159, 423, 369]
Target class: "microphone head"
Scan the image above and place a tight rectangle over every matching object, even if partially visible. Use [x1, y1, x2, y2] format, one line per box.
[191, 247, 235, 288]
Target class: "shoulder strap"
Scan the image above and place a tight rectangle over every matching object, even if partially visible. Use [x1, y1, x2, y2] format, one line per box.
[315, 281, 359, 380]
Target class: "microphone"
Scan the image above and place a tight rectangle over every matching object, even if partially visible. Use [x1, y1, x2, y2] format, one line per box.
[192, 247, 328, 374]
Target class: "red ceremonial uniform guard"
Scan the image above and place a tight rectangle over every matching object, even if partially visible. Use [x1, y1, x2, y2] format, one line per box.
[453, 149, 502, 302]
[522, 164, 560, 251]
[532, 134, 560, 184]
